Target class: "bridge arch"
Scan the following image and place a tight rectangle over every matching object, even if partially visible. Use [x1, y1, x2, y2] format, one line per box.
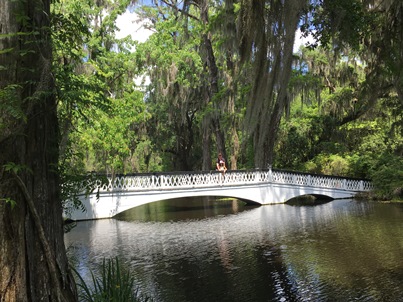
[114, 195, 262, 218]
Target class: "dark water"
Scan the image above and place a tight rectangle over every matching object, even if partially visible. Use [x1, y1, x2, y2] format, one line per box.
[65, 197, 403, 302]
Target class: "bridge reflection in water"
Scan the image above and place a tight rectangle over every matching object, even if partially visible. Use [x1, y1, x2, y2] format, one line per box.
[66, 169, 373, 221]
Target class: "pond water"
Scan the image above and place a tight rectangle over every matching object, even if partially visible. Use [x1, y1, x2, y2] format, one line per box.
[65, 197, 403, 302]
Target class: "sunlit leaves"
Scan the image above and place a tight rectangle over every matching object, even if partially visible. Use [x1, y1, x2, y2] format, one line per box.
[70, 90, 152, 173]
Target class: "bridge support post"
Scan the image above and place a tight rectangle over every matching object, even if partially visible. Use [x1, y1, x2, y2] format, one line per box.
[161, 175, 166, 188]
[268, 165, 273, 182]
[255, 169, 261, 182]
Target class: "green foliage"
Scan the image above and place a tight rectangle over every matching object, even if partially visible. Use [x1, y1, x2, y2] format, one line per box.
[0, 84, 26, 133]
[344, 153, 373, 178]
[275, 40, 401, 187]
[324, 86, 355, 118]
[3, 162, 33, 178]
[0, 198, 17, 209]
[73, 257, 151, 302]
[48, 0, 402, 199]
[369, 154, 403, 200]
[134, 5, 206, 170]
[303, 0, 371, 51]
[52, 0, 160, 175]
[304, 154, 350, 176]
[67, 90, 154, 174]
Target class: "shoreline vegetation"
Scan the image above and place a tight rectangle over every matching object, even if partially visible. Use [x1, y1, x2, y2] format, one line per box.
[72, 257, 153, 302]
[354, 191, 403, 203]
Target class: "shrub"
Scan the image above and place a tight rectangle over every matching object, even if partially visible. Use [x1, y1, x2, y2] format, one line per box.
[371, 165, 403, 200]
[73, 257, 152, 302]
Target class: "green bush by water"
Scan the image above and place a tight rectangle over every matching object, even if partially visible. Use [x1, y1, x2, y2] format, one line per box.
[73, 257, 152, 302]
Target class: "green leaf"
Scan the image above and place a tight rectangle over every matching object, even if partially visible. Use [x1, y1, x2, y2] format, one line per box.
[1, 198, 17, 209]
[0, 48, 14, 54]
[3, 162, 33, 175]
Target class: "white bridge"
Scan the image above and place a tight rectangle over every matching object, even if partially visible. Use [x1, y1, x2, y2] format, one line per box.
[66, 169, 373, 221]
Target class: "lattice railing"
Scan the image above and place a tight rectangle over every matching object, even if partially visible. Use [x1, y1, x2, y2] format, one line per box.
[91, 169, 373, 193]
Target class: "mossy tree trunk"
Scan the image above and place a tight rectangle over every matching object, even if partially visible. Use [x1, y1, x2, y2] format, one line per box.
[0, 0, 77, 301]
[199, 0, 227, 170]
[239, 0, 307, 168]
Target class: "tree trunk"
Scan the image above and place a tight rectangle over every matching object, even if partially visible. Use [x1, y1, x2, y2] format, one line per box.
[200, 0, 227, 167]
[202, 116, 212, 170]
[0, 1, 77, 301]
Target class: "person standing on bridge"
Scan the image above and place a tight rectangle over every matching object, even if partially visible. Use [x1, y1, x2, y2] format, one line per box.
[216, 152, 227, 175]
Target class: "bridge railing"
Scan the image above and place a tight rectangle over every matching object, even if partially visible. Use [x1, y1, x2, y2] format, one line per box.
[92, 169, 372, 193]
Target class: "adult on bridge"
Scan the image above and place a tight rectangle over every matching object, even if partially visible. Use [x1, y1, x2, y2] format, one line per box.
[216, 152, 227, 175]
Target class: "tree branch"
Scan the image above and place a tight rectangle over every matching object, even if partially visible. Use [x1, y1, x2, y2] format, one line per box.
[159, 0, 199, 21]
[12, 171, 66, 302]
